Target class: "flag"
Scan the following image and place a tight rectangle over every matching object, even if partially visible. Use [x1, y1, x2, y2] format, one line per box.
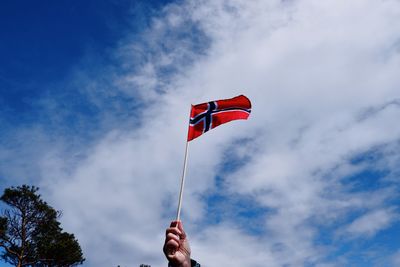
[187, 95, 252, 141]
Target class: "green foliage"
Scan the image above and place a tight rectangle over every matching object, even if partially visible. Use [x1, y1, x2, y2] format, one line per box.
[0, 185, 85, 267]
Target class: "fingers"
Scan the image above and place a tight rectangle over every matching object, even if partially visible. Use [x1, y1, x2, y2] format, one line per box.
[163, 220, 192, 264]
[163, 221, 187, 258]
[164, 222, 181, 257]
[165, 225, 184, 248]
[163, 237, 179, 258]
[166, 231, 180, 244]
[170, 220, 183, 229]
[169, 220, 186, 239]
[166, 224, 182, 236]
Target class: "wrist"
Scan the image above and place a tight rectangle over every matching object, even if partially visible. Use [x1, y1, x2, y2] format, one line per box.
[168, 258, 191, 267]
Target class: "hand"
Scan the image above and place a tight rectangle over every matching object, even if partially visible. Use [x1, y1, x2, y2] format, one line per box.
[163, 221, 191, 267]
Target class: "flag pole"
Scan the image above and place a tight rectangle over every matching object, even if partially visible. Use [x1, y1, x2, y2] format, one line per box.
[176, 105, 192, 222]
[176, 139, 189, 221]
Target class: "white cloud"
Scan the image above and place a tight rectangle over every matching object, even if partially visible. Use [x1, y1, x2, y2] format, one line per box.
[344, 208, 398, 238]
[2, 0, 399, 266]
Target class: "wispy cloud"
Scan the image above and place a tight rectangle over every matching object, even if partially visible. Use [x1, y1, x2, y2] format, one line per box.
[343, 208, 398, 238]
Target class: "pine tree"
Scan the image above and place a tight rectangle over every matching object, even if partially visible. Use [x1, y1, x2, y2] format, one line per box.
[0, 185, 84, 267]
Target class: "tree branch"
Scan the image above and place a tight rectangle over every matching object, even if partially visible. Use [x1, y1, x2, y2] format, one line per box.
[0, 242, 20, 257]
[22, 258, 54, 266]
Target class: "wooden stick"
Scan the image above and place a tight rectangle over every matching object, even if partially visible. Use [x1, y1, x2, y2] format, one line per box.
[176, 140, 190, 221]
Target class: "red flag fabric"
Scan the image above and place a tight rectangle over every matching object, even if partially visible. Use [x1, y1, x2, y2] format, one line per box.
[187, 95, 252, 141]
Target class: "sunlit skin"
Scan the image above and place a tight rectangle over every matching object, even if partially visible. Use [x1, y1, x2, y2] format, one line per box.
[163, 221, 191, 267]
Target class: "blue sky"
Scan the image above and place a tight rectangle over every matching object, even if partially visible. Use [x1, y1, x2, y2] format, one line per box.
[1, 1, 400, 266]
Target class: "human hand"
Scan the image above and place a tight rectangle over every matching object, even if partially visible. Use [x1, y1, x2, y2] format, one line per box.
[163, 221, 191, 267]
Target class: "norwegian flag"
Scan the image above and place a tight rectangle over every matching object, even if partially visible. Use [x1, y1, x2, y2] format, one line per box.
[187, 95, 252, 141]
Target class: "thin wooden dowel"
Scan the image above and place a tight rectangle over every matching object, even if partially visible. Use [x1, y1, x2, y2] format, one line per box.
[176, 140, 190, 221]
